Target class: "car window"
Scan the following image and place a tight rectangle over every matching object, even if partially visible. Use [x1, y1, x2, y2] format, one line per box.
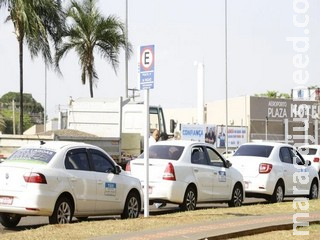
[8, 148, 56, 163]
[90, 149, 115, 173]
[290, 148, 305, 165]
[299, 147, 317, 156]
[138, 145, 184, 160]
[191, 147, 207, 165]
[206, 147, 225, 167]
[279, 147, 292, 164]
[65, 149, 90, 171]
[233, 145, 273, 158]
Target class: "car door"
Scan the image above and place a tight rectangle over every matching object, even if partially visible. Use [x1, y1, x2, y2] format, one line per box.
[290, 148, 310, 195]
[64, 148, 96, 213]
[190, 146, 214, 202]
[206, 147, 232, 200]
[279, 147, 305, 195]
[89, 149, 124, 214]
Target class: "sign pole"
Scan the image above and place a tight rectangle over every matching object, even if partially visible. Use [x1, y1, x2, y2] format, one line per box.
[144, 89, 150, 217]
[139, 44, 154, 218]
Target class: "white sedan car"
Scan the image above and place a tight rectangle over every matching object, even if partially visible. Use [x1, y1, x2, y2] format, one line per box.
[0, 141, 143, 228]
[298, 144, 320, 177]
[126, 140, 244, 210]
[229, 142, 319, 203]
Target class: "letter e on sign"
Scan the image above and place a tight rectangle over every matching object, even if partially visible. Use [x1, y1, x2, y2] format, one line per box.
[140, 45, 154, 72]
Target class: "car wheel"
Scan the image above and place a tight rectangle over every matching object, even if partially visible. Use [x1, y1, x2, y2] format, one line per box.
[121, 191, 140, 219]
[0, 213, 21, 228]
[49, 196, 74, 224]
[179, 186, 197, 211]
[228, 183, 243, 207]
[269, 182, 284, 203]
[309, 180, 319, 200]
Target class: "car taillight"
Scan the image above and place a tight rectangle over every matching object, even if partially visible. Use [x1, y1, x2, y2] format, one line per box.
[23, 173, 47, 184]
[163, 162, 176, 181]
[259, 163, 273, 174]
[314, 157, 320, 163]
[125, 162, 131, 172]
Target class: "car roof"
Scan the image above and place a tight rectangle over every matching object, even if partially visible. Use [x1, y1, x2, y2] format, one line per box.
[241, 141, 293, 148]
[154, 140, 210, 147]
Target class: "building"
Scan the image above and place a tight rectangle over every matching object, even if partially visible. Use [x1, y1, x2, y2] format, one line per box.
[165, 95, 320, 146]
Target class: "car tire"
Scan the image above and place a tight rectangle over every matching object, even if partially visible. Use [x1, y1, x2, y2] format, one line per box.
[179, 186, 197, 211]
[121, 191, 140, 219]
[0, 213, 21, 228]
[269, 182, 284, 203]
[228, 183, 243, 207]
[49, 196, 74, 224]
[309, 179, 319, 200]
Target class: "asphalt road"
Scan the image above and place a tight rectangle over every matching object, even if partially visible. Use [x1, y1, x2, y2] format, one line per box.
[0, 198, 268, 235]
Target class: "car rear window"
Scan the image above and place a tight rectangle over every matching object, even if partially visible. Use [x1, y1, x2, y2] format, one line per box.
[233, 145, 273, 158]
[299, 147, 317, 155]
[138, 145, 184, 160]
[7, 148, 56, 163]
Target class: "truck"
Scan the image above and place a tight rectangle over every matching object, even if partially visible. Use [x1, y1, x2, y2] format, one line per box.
[59, 97, 174, 165]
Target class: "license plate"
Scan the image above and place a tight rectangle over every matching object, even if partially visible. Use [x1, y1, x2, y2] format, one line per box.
[0, 196, 13, 205]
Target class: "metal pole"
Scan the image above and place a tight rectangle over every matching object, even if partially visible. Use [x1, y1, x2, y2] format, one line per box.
[44, 63, 47, 132]
[125, 0, 129, 98]
[144, 89, 150, 217]
[225, 0, 228, 153]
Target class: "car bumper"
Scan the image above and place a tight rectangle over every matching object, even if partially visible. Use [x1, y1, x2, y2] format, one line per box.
[243, 175, 276, 196]
[0, 190, 58, 216]
[143, 180, 187, 204]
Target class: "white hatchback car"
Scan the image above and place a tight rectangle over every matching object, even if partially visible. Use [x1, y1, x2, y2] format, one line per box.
[298, 145, 320, 177]
[229, 142, 319, 203]
[126, 140, 244, 210]
[0, 141, 143, 228]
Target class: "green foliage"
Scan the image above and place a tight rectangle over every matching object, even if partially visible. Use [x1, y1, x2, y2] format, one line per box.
[55, 0, 131, 97]
[0, 92, 44, 114]
[255, 90, 291, 99]
[0, 92, 41, 134]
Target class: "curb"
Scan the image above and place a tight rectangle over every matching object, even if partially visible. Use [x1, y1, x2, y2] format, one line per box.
[92, 212, 320, 240]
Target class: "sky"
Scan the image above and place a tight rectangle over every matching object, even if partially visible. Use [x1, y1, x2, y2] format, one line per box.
[1, 0, 320, 119]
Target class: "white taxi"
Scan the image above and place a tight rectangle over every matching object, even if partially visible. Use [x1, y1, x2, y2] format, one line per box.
[0, 141, 143, 228]
[126, 140, 244, 210]
[229, 142, 319, 203]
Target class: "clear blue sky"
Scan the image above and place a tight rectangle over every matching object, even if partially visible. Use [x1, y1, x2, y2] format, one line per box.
[1, 0, 320, 119]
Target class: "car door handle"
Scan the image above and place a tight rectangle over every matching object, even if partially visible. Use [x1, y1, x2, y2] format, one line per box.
[70, 177, 77, 182]
[193, 169, 199, 172]
[213, 172, 218, 175]
[284, 170, 287, 172]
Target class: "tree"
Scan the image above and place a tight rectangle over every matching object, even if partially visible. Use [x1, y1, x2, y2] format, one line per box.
[255, 90, 290, 99]
[0, 92, 43, 133]
[55, 0, 131, 98]
[0, 0, 65, 134]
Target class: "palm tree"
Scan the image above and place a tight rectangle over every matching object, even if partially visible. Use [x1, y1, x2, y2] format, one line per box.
[0, 0, 65, 134]
[55, 0, 131, 98]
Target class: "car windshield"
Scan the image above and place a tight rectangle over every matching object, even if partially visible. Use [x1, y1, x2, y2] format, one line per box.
[7, 148, 56, 164]
[233, 145, 273, 158]
[138, 145, 184, 160]
[299, 147, 317, 156]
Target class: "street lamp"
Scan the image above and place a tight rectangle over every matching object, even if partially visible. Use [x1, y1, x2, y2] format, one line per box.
[225, 0, 229, 153]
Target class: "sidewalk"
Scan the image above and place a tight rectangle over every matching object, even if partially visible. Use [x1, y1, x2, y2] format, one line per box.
[92, 211, 320, 240]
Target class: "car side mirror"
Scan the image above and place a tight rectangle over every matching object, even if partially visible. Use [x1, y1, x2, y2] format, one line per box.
[225, 160, 232, 168]
[114, 165, 122, 174]
[306, 160, 312, 166]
